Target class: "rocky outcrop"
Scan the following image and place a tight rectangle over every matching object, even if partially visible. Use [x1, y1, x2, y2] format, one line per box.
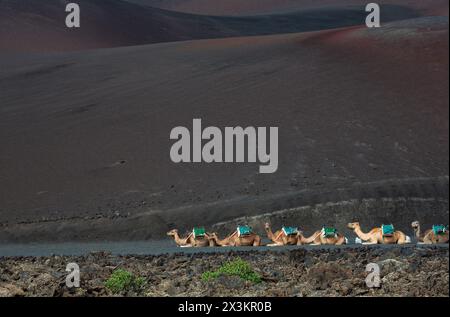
[0, 246, 447, 297]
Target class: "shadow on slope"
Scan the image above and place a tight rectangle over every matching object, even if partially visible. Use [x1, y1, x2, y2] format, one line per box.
[126, 0, 449, 16]
[0, 0, 419, 52]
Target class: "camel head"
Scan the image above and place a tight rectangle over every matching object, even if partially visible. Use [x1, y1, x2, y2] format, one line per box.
[167, 229, 178, 237]
[209, 232, 219, 239]
[411, 221, 420, 230]
[347, 222, 360, 230]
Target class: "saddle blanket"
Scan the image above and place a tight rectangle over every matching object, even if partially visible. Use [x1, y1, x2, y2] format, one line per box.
[282, 227, 298, 236]
[382, 224, 395, 236]
[237, 225, 252, 237]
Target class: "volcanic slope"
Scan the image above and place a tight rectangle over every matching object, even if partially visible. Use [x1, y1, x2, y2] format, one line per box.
[0, 14, 448, 242]
[126, 0, 449, 16]
[0, 0, 420, 52]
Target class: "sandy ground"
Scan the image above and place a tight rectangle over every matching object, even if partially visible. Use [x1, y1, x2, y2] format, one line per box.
[0, 245, 448, 297]
[0, 1, 448, 242]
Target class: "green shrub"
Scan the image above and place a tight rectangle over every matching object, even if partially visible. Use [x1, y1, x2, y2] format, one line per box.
[201, 258, 262, 284]
[105, 269, 146, 294]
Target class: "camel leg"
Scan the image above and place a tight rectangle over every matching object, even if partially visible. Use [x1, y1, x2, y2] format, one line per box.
[253, 236, 262, 247]
[362, 240, 378, 245]
[307, 236, 321, 246]
[396, 233, 408, 245]
[267, 242, 283, 247]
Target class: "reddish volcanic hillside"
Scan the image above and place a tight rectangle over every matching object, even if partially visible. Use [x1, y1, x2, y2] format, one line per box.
[128, 0, 449, 16]
[0, 0, 420, 52]
[0, 0, 187, 52]
[0, 16, 447, 241]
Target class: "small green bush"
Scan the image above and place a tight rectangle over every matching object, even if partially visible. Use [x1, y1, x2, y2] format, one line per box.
[201, 258, 262, 284]
[105, 269, 146, 294]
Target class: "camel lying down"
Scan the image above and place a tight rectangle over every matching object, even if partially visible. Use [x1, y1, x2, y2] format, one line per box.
[347, 222, 411, 245]
[412, 221, 449, 244]
[167, 229, 213, 247]
[208, 228, 262, 247]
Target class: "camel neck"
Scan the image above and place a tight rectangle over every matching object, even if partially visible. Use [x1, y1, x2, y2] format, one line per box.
[214, 235, 227, 246]
[354, 226, 371, 241]
[174, 232, 183, 245]
[414, 226, 421, 239]
[301, 231, 319, 244]
[265, 227, 274, 240]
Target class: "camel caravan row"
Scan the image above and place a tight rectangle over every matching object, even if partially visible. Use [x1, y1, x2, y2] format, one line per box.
[167, 221, 449, 248]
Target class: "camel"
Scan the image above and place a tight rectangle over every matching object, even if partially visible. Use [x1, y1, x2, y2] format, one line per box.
[317, 227, 347, 245]
[209, 227, 262, 246]
[299, 227, 347, 246]
[411, 221, 449, 244]
[264, 223, 301, 246]
[208, 232, 237, 246]
[347, 222, 409, 245]
[167, 229, 213, 247]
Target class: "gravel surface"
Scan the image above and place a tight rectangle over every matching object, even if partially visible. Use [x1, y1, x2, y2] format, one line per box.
[0, 245, 447, 297]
